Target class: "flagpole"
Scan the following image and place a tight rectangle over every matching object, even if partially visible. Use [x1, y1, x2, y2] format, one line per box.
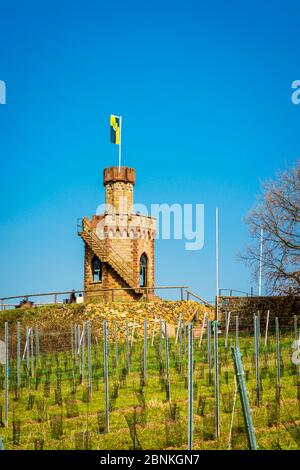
[216, 207, 219, 322]
[118, 116, 122, 173]
[215, 206, 220, 438]
[258, 227, 263, 296]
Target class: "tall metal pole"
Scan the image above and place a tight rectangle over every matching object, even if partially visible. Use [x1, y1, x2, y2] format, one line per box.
[235, 315, 239, 347]
[74, 323, 77, 360]
[165, 321, 171, 402]
[179, 319, 183, 373]
[131, 316, 136, 347]
[232, 346, 257, 450]
[175, 314, 182, 345]
[207, 320, 212, 385]
[126, 320, 130, 371]
[294, 315, 298, 340]
[77, 324, 81, 374]
[143, 319, 147, 384]
[199, 313, 206, 349]
[30, 327, 34, 378]
[188, 322, 193, 450]
[264, 310, 270, 347]
[103, 320, 109, 433]
[214, 320, 220, 438]
[258, 228, 263, 296]
[216, 207, 219, 323]
[4, 322, 8, 428]
[214, 207, 220, 437]
[114, 321, 118, 374]
[159, 319, 163, 358]
[17, 321, 21, 390]
[254, 315, 260, 406]
[81, 323, 85, 385]
[35, 325, 40, 366]
[151, 317, 157, 347]
[71, 323, 74, 358]
[87, 321, 92, 398]
[26, 326, 30, 382]
[275, 317, 281, 396]
[225, 311, 231, 350]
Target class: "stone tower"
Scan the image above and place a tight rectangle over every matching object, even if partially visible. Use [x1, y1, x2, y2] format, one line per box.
[79, 166, 156, 301]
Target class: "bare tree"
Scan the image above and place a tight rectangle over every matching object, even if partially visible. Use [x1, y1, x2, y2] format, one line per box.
[241, 161, 300, 295]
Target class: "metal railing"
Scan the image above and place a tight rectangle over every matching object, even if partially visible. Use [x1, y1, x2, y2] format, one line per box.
[0, 285, 196, 310]
[0, 286, 216, 310]
[185, 290, 214, 307]
[219, 288, 254, 297]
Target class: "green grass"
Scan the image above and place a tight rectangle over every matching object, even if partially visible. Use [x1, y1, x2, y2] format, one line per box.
[0, 327, 299, 450]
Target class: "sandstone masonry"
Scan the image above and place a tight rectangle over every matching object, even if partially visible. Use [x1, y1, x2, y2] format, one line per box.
[79, 166, 156, 302]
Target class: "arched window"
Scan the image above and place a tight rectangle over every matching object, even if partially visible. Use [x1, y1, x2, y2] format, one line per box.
[92, 256, 102, 282]
[140, 253, 147, 287]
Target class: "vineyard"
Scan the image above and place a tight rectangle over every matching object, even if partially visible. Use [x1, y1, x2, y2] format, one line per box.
[0, 302, 299, 450]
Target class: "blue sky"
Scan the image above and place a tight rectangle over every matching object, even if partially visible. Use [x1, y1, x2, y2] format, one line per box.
[0, 0, 299, 301]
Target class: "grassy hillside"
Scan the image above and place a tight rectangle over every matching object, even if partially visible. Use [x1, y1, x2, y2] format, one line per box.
[0, 301, 298, 450]
[0, 325, 299, 450]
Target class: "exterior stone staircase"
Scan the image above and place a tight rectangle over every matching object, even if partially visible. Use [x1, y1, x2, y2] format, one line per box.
[79, 218, 141, 294]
